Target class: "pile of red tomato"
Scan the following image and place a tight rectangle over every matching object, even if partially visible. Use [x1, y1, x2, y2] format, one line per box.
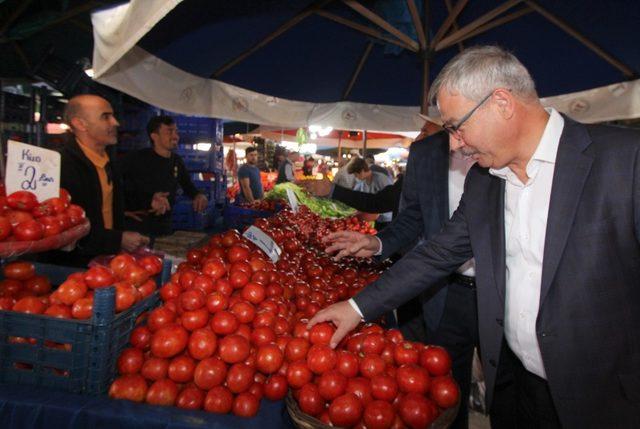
[0, 254, 164, 319]
[109, 208, 458, 427]
[0, 188, 86, 242]
[237, 199, 282, 212]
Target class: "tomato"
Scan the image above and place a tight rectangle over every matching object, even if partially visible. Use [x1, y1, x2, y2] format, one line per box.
[145, 379, 179, 406]
[193, 357, 227, 390]
[263, 374, 288, 401]
[13, 219, 44, 241]
[0, 215, 12, 240]
[186, 249, 203, 265]
[232, 392, 260, 417]
[188, 328, 217, 360]
[396, 364, 430, 394]
[147, 306, 176, 332]
[307, 344, 337, 375]
[59, 188, 72, 205]
[371, 374, 399, 402]
[364, 400, 396, 429]
[298, 383, 325, 416]
[117, 347, 144, 374]
[221, 229, 240, 247]
[226, 362, 255, 393]
[205, 292, 228, 314]
[218, 334, 250, 363]
[44, 304, 72, 319]
[43, 197, 67, 215]
[54, 213, 72, 231]
[346, 377, 374, 407]
[120, 264, 150, 287]
[227, 244, 250, 263]
[129, 325, 152, 350]
[138, 279, 157, 299]
[13, 296, 46, 314]
[109, 254, 136, 278]
[210, 309, 240, 334]
[204, 385, 234, 414]
[328, 393, 364, 428]
[24, 275, 51, 296]
[250, 326, 276, 347]
[0, 278, 22, 297]
[429, 375, 460, 409]
[114, 281, 138, 312]
[181, 308, 209, 331]
[398, 393, 438, 429]
[241, 282, 266, 304]
[308, 322, 335, 346]
[66, 204, 86, 226]
[176, 386, 204, 410]
[362, 333, 387, 355]
[255, 343, 284, 375]
[360, 354, 387, 379]
[71, 297, 94, 319]
[286, 360, 313, 389]
[168, 355, 196, 383]
[214, 278, 233, 296]
[318, 370, 348, 401]
[150, 324, 189, 358]
[52, 276, 87, 305]
[192, 274, 214, 294]
[138, 255, 163, 275]
[229, 301, 255, 324]
[179, 289, 205, 311]
[419, 345, 452, 376]
[202, 259, 227, 280]
[7, 191, 38, 211]
[141, 357, 169, 381]
[336, 350, 360, 378]
[6, 209, 33, 227]
[3, 261, 35, 281]
[109, 374, 147, 402]
[38, 216, 62, 237]
[229, 270, 250, 289]
[159, 282, 181, 302]
[84, 266, 115, 289]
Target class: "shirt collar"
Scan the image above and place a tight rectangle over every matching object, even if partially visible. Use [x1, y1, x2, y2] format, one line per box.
[489, 108, 564, 180]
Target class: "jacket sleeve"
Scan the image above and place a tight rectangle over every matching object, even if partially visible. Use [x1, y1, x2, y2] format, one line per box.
[120, 152, 154, 211]
[353, 185, 472, 321]
[331, 180, 401, 214]
[375, 143, 426, 259]
[176, 156, 202, 199]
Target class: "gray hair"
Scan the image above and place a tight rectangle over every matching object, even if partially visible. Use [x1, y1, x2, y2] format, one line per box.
[428, 45, 537, 106]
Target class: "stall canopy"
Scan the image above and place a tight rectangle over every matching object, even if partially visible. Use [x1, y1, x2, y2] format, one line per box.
[244, 127, 413, 149]
[92, 0, 640, 131]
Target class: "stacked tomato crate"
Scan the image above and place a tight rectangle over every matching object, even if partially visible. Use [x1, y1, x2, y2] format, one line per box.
[108, 205, 460, 428]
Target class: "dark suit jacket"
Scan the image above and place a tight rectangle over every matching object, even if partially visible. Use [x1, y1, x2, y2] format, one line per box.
[354, 117, 640, 427]
[375, 131, 452, 331]
[52, 138, 124, 266]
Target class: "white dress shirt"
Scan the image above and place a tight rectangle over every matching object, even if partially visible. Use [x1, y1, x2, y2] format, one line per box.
[489, 108, 564, 379]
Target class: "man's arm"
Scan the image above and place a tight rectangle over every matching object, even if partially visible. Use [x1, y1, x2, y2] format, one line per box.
[331, 179, 401, 214]
[176, 156, 202, 200]
[239, 177, 255, 202]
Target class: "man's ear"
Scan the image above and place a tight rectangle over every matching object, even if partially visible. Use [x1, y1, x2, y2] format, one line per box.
[493, 88, 514, 120]
[70, 116, 86, 131]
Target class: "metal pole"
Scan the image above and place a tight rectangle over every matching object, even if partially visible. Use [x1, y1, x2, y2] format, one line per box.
[362, 130, 367, 157]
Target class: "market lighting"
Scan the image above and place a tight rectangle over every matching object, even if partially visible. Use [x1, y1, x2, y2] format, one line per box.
[194, 142, 211, 151]
[309, 125, 333, 137]
[84, 68, 95, 78]
[299, 143, 317, 154]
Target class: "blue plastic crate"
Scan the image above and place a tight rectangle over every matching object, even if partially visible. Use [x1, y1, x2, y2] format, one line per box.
[0, 260, 171, 395]
[172, 198, 217, 230]
[223, 204, 274, 231]
[176, 148, 212, 171]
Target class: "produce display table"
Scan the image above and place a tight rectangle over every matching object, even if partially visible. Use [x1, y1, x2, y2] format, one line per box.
[0, 383, 295, 429]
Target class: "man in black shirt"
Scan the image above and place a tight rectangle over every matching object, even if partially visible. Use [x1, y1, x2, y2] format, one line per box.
[122, 115, 208, 237]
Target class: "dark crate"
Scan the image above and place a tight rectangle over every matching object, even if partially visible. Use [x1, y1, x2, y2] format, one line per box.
[223, 204, 274, 231]
[0, 260, 171, 395]
[172, 198, 218, 231]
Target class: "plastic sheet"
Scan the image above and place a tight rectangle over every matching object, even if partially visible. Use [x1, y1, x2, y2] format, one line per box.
[0, 219, 90, 258]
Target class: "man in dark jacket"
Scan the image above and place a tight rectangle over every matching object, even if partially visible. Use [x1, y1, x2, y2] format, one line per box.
[53, 94, 149, 266]
[121, 115, 207, 237]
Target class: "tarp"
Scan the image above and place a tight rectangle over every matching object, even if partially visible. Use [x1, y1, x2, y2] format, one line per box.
[92, 1, 640, 130]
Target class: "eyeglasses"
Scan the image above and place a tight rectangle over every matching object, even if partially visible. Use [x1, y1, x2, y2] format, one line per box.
[442, 91, 493, 137]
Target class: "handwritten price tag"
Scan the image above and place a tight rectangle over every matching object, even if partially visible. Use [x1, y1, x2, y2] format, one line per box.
[286, 188, 299, 213]
[5, 140, 60, 201]
[242, 226, 282, 263]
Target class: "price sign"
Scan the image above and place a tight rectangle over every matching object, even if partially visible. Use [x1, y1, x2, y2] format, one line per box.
[286, 188, 299, 213]
[5, 140, 60, 201]
[242, 226, 282, 263]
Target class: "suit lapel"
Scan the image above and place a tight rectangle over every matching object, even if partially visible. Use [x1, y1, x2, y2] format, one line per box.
[434, 136, 450, 224]
[539, 119, 593, 307]
[488, 177, 506, 305]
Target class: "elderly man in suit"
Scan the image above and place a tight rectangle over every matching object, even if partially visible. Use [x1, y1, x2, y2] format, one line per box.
[310, 45, 640, 428]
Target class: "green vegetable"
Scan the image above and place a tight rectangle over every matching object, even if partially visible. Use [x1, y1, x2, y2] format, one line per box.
[265, 183, 356, 218]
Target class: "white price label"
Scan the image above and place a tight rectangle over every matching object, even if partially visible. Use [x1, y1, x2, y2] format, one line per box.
[5, 140, 60, 201]
[286, 188, 299, 213]
[242, 226, 282, 263]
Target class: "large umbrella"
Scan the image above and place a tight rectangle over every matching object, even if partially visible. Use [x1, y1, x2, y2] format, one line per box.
[244, 127, 413, 149]
[92, 0, 640, 131]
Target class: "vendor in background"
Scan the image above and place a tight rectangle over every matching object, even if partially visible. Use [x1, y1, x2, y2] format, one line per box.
[49, 94, 149, 266]
[237, 146, 263, 203]
[121, 115, 208, 238]
[348, 157, 393, 228]
[332, 157, 356, 189]
[276, 150, 299, 183]
[302, 156, 315, 176]
[365, 153, 392, 179]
